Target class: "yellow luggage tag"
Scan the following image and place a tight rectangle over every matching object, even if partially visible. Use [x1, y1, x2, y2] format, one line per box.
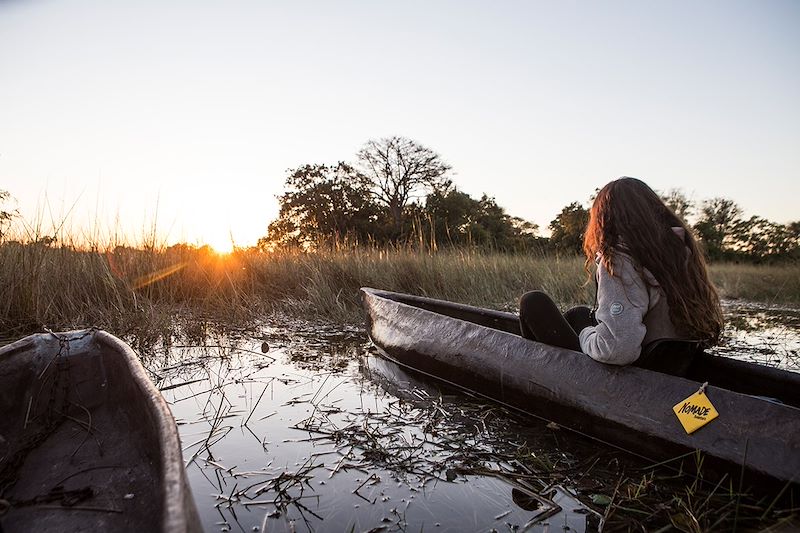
[673, 382, 718, 434]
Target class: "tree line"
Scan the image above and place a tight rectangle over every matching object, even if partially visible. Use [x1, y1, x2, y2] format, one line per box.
[2, 137, 796, 262]
[259, 136, 544, 252]
[544, 195, 800, 262]
[258, 137, 799, 262]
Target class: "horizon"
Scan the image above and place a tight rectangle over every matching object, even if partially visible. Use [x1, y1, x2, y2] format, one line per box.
[1, 1, 798, 252]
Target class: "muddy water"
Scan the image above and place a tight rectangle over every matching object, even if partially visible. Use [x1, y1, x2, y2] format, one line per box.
[143, 304, 799, 533]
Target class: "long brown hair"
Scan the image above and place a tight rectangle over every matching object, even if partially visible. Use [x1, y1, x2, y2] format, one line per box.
[583, 177, 723, 344]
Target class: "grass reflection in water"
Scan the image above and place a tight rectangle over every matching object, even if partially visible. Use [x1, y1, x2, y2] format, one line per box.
[140, 310, 798, 533]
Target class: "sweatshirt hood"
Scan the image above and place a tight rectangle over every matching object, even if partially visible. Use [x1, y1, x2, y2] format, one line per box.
[671, 226, 686, 242]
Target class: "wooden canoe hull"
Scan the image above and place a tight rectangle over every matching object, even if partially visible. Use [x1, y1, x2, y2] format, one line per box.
[361, 287, 800, 487]
[0, 330, 201, 532]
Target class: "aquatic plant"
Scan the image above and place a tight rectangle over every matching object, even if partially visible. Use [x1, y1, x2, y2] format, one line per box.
[1, 235, 798, 340]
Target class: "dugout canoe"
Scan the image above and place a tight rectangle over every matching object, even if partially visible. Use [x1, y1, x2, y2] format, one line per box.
[360, 287, 800, 487]
[0, 329, 201, 533]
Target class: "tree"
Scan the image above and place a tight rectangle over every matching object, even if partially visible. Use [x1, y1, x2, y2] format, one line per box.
[260, 163, 382, 249]
[549, 202, 589, 253]
[473, 195, 527, 250]
[0, 190, 16, 241]
[660, 188, 694, 224]
[788, 221, 800, 248]
[788, 221, 800, 260]
[258, 138, 546, 251]
[728, 217, 799, 261]
[693, 198, 742, 260]
[425, 188, 478, 247]
[423, 188, 540, 250]
[357, 136, 451, 236]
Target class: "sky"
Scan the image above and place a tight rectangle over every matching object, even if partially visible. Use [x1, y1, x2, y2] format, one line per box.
[1, 0, 798, 252]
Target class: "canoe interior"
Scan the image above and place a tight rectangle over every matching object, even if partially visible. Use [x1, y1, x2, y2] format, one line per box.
[0, 331, 198, 533]
[362, 288, 800, 491]
[370, 289, 800, 409]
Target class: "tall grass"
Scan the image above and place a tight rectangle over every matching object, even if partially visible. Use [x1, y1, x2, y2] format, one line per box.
[0, 239, 591, 335]
[710, 262, 800, 307]
[1, 236, 798, 339]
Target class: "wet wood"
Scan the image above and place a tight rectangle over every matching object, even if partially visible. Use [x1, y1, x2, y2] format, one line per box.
[361, 287, 800, 488]
[0, 330, 201, 532]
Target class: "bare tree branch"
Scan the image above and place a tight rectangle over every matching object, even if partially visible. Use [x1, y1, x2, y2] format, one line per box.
[356, 136, 451, 235]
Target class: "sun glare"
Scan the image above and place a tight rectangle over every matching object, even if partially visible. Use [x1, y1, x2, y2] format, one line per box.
[206, 238, 235, 255]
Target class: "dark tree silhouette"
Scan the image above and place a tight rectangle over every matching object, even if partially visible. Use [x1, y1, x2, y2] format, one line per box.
[693, 198, 742, 260]
[549, 201, 589, 253]
[728, 216, 798, 261]
[424, 188, 540, 250]
[356, 136, 451, 236]
[660, 188, 694, 224]
[0, 190, 16, 241]
[260, 163, 381, 249]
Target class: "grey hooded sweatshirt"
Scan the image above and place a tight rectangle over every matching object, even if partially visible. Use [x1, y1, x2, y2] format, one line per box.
[578, 247, 681, 366]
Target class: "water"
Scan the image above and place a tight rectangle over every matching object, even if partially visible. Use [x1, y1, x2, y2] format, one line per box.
[140, 304, 800, 533]
[712, 301, 800, 372]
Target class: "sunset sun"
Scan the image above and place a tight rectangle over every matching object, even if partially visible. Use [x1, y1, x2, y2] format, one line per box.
[205, 236, 235, 255]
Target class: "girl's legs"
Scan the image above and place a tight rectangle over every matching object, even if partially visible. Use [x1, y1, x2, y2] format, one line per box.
[518, 291, 582, 352]
[563, 305, 595, 332]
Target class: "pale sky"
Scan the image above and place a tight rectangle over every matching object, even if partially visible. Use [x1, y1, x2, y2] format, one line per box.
[1, 0, 798, 251]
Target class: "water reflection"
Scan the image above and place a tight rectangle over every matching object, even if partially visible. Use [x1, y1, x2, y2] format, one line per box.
[713, 301, 800, 372]
[143, 327, 605, 532]
[135, 304, 799, 532]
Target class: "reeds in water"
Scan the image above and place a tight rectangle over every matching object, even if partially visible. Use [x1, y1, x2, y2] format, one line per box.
[2, 234, 798, 339]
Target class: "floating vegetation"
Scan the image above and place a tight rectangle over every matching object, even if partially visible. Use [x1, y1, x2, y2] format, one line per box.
[714, 301, 800, 372]
[138, 311, 799, 532]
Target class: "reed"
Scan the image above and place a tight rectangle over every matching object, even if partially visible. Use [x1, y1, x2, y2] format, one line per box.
[710, 262, 800, 308]
[1, 237, 798, 339]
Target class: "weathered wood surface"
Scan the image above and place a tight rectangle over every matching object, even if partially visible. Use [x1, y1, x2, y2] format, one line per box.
[361, 287, 800, 486]
[0, 330, 201, 533]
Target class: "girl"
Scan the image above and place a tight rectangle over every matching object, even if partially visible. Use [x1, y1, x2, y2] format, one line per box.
[519, 177, 723, 369]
